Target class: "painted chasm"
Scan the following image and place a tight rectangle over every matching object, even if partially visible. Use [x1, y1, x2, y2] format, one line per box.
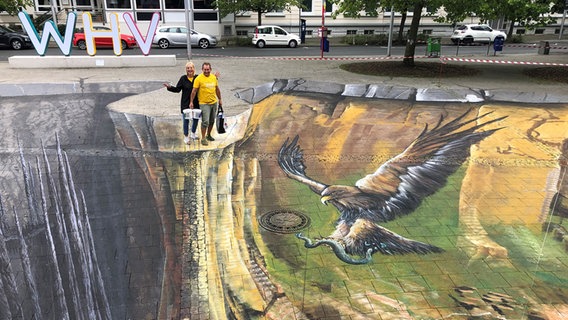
[1, 88, 568, 319]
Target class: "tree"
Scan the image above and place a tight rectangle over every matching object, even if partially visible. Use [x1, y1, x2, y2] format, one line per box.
[331, 0, 560, 66]
[0, 0, 33, 15]
[332, 0, 444, 66]
[439, 0, 557, 38]
[214, 0, 302, 26]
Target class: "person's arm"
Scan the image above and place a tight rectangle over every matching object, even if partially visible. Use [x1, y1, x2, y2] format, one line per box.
[165, 77, 182, 93]
[189, 87, 198, 109]
[216, 86, 222, 106]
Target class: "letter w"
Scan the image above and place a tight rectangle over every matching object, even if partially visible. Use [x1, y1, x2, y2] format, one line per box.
[18, 11, 76, 56]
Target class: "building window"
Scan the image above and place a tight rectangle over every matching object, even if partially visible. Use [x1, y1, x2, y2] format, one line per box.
[535, 29, 544, 34]
[224, 25, 232, 36]
[346, 29, 357, 35]
[195, 12, 218, 20]
[425, 5, 437, 14]
[106, 0, 131, 9]
[516, 29, 526, 34]
[194, 0, 214, 9]
[325, 0, 332, 13]
[137, 11, 158, 20]
[302, 0, 312, 12]
[164, 0, 183, 9]
[363, 30, 374, 35]
[422, 29, 432, 35]
[163, 0, 213, 9]
[136, 0, 160, 9]
[236, 30, 248, 36]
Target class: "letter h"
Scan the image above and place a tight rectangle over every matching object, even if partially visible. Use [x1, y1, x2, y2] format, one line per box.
[82, 12, 123, 56]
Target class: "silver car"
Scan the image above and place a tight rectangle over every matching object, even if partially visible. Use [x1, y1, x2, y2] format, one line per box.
[153, 26, 217, 49]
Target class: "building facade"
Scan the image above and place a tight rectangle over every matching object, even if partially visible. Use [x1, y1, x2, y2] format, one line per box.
[1, 0, 566, 38]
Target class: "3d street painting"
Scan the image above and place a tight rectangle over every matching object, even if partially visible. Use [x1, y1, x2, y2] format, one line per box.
[1, 81, 568, 319]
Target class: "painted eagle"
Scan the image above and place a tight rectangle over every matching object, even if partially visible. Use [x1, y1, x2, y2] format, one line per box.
[277, 108, 506, 264]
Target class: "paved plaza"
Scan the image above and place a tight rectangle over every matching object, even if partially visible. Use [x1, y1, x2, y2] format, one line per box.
[0, 52, 568, 319]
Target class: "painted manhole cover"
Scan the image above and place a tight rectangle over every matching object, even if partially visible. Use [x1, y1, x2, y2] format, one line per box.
[258, 209, 311, 234]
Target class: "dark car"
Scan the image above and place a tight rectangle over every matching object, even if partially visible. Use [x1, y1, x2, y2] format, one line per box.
[0, 25, 32, 50]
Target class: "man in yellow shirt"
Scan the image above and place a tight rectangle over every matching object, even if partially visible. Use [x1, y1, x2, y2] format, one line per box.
[189, 62, 222, 146]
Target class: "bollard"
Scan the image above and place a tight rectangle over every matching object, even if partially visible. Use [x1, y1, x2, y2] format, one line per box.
[538, 41, 551, 55]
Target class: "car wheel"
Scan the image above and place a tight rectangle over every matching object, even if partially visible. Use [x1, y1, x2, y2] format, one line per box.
[462, 37, 473, 45]
[256, 40, 266, 48]
[158, 39, 170, 49]
[77, 40, 87, 50]
[288, 40, 297, 48]
[121, 40, 128, 50]
[198, 38, 210, 49]
[10, 39, 23, 50]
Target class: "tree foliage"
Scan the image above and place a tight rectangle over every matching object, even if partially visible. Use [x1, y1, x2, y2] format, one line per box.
[439, 0, 557, 37]
[214, 0, 302, 25]
[0, 0, 33, 15]
[331, 0, 443, 65]
[330, 0, 562, 64]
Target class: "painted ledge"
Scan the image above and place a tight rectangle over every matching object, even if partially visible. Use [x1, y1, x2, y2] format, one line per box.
[8, 55, 177, 69]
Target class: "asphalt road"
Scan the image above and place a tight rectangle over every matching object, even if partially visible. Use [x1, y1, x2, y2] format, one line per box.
[0, 43, 541, 61]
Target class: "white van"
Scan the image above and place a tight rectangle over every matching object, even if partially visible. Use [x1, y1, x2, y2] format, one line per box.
[252, 25, 301, 48]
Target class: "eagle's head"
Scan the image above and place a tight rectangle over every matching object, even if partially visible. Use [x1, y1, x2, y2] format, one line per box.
[320, 185, 358, 205]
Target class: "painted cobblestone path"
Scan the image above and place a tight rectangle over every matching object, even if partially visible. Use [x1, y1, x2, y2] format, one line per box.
[1, 81, 568, 319]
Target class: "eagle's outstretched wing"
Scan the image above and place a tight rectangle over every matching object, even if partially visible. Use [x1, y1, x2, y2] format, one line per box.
[353, 108, 506, 223]
[278, 135, 328, 195]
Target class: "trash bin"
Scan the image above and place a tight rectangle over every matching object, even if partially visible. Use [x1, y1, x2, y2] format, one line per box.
[319, 27, 329, 53]
[493, 36, 504, 54]
[538, 41, 550, 55]
[322, 38, 329, 52]
[427, 37, 441, 57]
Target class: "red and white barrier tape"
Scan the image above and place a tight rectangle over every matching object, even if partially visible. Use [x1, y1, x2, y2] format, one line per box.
[504, 44, 568, 50]
[193, 52, 567, 66]
[193, 53, 432, 61]
[440, 56, 568, 67]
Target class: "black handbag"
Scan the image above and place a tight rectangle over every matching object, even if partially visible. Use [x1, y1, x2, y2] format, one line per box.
[217, 105, 226, 134]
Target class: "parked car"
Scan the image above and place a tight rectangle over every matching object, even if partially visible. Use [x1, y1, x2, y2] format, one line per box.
[73, 26, 137, 50]
[152, 26, 217, 49]
[0, 25, 32, 50]
[451, 24, 507, 44]
[252, 25, 300, 48]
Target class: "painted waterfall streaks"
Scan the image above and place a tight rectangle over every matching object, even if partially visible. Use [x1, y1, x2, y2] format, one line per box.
[0, 142, 110, 319]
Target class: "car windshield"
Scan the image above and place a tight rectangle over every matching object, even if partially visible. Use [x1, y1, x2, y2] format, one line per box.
[456, 25, 467, 30]
[0, 25, 16, 32]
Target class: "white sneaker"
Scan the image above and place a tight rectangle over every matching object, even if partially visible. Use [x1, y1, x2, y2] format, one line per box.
[191, 132, 199, 140]
[183, 136, 190, 144]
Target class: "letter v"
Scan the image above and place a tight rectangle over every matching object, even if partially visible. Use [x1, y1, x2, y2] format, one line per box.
[18, 11, 76, 56]
[123, 12, 160, 56]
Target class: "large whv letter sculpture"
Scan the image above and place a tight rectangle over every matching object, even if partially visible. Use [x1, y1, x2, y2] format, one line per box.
[278, 109, 506, 264]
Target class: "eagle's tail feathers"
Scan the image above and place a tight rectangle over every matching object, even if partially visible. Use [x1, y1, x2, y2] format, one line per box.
[350, 221, 444, 256]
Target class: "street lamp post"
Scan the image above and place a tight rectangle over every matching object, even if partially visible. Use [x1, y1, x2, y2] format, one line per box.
[560, 4, 567, 40]
[184, 0, 193, 60]
[387, 7, 394, 56]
